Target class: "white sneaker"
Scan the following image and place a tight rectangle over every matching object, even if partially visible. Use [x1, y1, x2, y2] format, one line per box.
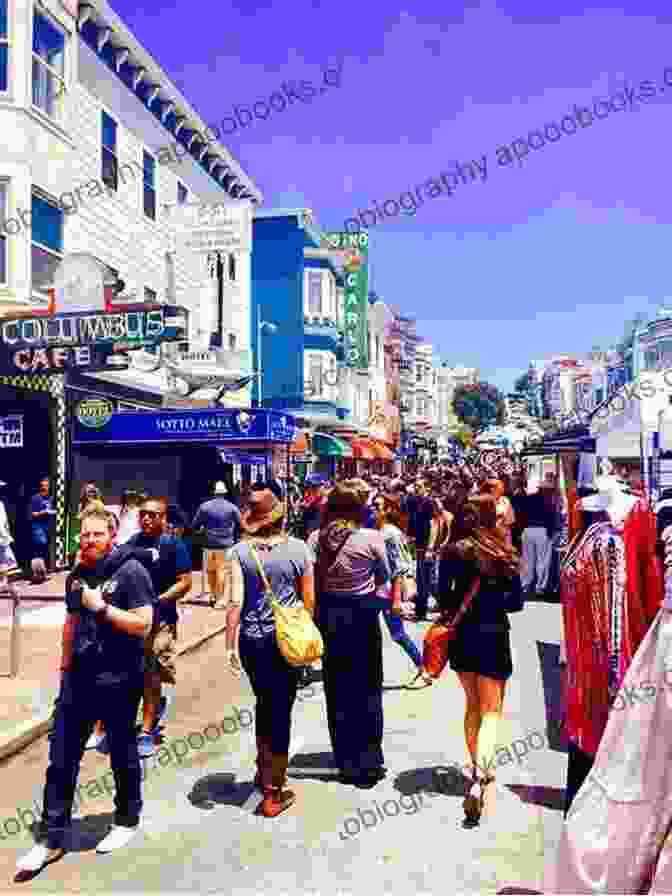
[16, 844, 64, 873]
[96, 825, 139, 854]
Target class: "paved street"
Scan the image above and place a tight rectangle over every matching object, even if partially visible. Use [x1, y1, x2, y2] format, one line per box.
[0, 600, 566, 894]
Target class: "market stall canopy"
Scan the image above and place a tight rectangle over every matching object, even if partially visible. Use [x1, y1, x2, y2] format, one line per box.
[312, 432, 352, 457]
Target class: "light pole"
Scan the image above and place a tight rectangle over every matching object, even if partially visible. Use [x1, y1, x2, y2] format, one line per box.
[256, 305, 277, 407]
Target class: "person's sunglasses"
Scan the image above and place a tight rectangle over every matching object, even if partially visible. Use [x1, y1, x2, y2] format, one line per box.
[139, 510, 162, 519]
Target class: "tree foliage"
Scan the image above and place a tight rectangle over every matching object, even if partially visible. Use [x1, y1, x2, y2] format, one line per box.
[453, 425, 474, 448]
[453, 381, 505, 433]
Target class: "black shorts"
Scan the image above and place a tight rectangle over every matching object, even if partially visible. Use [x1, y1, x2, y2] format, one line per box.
[448, 626, 513, 681]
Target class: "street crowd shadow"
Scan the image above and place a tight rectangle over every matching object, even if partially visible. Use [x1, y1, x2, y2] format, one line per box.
[394, 764, 469, 799]
[507, 782, 564, 812]
[535, 640, 568, 753]
[287, 750, 340, 782]
[187, 773, 255, 810]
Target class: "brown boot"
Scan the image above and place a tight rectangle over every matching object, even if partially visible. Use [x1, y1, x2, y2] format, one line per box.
[255, 753, 295, 818]
[254, 736, 272, 790]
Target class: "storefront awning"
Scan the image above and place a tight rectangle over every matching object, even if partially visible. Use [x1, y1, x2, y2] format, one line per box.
[290, 431, 310, 454]
[369, 439, 395, 461]
[312, 432, 352, 457]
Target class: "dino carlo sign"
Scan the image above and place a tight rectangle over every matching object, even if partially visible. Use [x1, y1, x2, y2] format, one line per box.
[0, 306, 187, 375]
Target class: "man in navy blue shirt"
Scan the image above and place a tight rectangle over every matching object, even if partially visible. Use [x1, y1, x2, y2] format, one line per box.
[404, 481, 434, 621]
[16, 508, 154, 874]
[126, 496, 192, 758]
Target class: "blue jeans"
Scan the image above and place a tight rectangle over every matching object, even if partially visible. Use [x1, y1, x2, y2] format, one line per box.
[382, 609, 422, 668]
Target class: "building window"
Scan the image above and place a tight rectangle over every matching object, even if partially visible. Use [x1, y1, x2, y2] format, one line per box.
[308, 271, 322, 314]
[228, 253, 236, 281]
[0, 182, 7, 285]
[144, 287, 157, 303]
[0, 0, 8, 93]
[143, 151, 156, 220]
[101, 111, 118, 191]
[31, 191, 63, 295]
[228, 332, 236, 350]
[177, 182, 187, 204]
[32, 11, 65, 119]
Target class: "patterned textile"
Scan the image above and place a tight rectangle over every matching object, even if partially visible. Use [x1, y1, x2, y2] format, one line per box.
[561, 500, 663, 757]
[561, 522, 627, 755]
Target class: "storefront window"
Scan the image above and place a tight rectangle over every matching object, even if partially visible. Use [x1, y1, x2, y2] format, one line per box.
[0, 0, 8, 93]
[177, 182, 187, 204]
[31, 191, 63, 295]
[32, 10, 65, 120]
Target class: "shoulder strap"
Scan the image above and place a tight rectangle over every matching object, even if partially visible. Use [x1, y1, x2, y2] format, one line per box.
[316, 528, 355, 586]
[448, 576, 481, 627]
[248, 542, 276, 598]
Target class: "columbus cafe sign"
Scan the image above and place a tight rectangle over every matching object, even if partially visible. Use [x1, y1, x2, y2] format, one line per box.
[0, 254, 187, 375]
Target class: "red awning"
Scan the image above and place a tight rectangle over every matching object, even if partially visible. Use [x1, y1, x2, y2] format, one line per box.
[369, 440, 394, 461]
[350, 438, 377, 460]
[290, 431, 309, 454]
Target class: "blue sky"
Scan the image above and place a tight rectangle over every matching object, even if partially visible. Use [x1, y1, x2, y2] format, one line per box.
[112, 0, 672, 393]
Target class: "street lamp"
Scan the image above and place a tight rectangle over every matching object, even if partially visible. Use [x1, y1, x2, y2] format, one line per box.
[256, 306, 277, 407]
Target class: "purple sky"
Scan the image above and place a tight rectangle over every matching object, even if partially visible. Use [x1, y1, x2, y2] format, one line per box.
[111, 0, 672, 392]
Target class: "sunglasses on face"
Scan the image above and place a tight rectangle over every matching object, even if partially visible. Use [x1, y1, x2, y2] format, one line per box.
[139, 510, 162, 519]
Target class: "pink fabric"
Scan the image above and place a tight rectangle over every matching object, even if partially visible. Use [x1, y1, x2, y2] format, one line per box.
[545, 608, 672, 894]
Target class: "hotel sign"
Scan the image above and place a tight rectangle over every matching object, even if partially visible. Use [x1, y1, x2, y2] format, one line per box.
[168, 201, 252, 254]
[0, 415, 23, 448]
[0, 306, 187, 375]
[321, 231, 369, 370]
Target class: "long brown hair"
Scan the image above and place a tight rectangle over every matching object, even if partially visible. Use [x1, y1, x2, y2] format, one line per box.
[449, 495, 519, 578]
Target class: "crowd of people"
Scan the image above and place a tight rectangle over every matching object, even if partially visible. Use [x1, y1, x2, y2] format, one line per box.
[15, 458, 571, 878]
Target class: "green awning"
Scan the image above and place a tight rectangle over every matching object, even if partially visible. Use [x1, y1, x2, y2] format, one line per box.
[312, 431, 352, 457]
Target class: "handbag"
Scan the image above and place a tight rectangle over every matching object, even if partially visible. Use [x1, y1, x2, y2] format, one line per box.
[249, 543, 324, 667]
[422, 575, 481, 678]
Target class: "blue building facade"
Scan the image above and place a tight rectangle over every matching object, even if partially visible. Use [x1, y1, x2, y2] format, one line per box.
[251, 209, 347, 425]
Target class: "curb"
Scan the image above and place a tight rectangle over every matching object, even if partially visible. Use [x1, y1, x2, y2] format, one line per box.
[0, 618, 229, 763]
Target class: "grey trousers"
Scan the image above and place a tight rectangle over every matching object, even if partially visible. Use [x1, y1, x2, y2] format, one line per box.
[520, 526, 552, 593]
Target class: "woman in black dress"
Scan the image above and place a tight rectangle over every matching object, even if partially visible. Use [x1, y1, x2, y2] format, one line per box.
[438, 495, 521, 824]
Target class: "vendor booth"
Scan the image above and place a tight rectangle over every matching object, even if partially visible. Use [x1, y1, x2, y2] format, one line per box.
[69, 406, 296, 557]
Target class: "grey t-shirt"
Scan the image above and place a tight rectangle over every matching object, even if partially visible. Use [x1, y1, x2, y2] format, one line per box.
[231, 537, 313, 640]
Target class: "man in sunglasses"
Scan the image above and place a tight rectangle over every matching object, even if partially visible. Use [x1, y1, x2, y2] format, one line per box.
[126, 497, 192, 757]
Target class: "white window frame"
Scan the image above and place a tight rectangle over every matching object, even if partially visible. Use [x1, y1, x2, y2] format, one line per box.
[0, 180, 8, 286]
[101, 108, 119, 192]
[304, 349, 338, 401]
[30, 188, 63, 301]
[32, 8, 67, 122]
[306, 270, 323, 316]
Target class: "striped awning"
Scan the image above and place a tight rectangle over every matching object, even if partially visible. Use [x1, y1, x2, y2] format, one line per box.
[312, 432, 352, 457]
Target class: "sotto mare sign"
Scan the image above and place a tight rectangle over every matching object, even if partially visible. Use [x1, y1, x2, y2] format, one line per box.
[0, 306, 187, 375]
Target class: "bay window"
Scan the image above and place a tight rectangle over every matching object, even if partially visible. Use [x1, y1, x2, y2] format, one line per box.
[102, 111, 118, 191]
[32, 11, 65, 120]
[31, 191, 63, 296]
[143, 151, 156, 220]
[308, 270, 322, 315]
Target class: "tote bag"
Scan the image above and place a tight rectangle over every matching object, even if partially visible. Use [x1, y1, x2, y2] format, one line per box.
[249, 544, 323, 667]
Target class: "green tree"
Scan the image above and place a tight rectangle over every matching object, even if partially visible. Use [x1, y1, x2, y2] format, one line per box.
[453, 425, 474, 449]
[453, 382, 505, 433]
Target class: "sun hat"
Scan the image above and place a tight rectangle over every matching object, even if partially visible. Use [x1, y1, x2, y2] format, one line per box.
[214, 481, 227, 495]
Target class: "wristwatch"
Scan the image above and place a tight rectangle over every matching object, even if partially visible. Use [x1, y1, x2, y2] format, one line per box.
[95, 603, 109, 623]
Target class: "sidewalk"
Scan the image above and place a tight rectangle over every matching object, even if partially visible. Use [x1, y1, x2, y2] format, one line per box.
[0, 571, 230, 761]
[0, 607, 561, 893]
